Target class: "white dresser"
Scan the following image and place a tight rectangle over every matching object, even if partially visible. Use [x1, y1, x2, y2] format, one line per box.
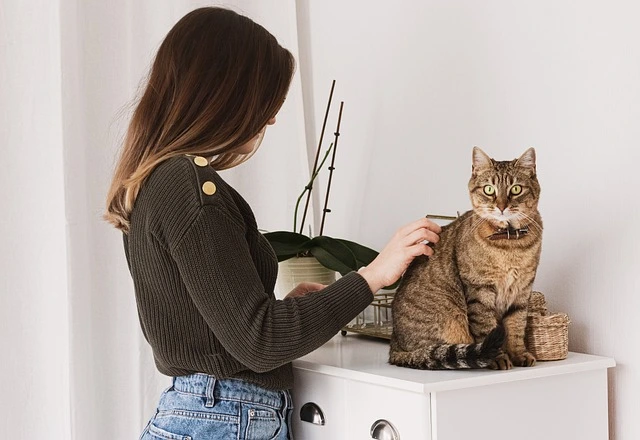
[291, 334, 615, 440]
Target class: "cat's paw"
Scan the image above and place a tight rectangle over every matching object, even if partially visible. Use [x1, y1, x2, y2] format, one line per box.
[488, 352, 512, 370]
[511, 351, 536, 367]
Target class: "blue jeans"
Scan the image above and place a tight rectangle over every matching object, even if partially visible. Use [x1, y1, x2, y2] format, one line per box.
[140, 374, 294, 440]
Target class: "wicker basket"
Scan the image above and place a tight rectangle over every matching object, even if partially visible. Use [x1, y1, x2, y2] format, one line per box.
[528, 291, 548, 316]
[525, 291, 570, 361]
[525, 312, 571, 361]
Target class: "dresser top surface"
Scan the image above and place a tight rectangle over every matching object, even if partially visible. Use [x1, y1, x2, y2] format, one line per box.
[292, 334, 615, 393]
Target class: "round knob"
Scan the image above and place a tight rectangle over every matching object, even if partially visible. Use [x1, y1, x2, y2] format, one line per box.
[370, 419, 400, 440]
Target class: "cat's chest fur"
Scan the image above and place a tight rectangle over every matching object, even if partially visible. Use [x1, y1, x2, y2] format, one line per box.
[456, 220, 541, 314]
[466, 254, 527, 313]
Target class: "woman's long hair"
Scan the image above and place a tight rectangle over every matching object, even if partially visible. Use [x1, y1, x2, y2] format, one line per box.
[105, 7, 295, 232]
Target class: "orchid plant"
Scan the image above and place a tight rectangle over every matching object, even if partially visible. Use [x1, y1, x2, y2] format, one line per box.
[262, 82, 397, 288]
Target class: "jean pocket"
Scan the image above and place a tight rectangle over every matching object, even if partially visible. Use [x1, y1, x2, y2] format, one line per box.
[153, 409, 240, 440]
[244, 406, 281, 440]
[143, 423, 192, 440]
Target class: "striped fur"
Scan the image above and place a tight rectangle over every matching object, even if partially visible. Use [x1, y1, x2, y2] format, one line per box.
[389, 325, 505, 369]
[390, 148, 542, 370]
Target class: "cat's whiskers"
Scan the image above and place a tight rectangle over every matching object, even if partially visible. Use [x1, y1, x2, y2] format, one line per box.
[466, 216, 487, 238]
[517, 212, 543, 235]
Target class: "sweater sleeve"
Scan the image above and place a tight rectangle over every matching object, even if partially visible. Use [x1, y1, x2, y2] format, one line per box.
[170, 204, 373, 373]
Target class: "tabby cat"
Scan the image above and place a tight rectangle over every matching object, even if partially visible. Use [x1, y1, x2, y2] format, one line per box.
[389, 147, 542, 370]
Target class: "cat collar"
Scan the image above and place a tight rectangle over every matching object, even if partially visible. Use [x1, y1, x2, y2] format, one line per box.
[487, 226, 529, 241]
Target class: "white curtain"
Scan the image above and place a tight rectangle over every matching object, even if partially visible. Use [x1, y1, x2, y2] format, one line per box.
[1, 1, 312, 438]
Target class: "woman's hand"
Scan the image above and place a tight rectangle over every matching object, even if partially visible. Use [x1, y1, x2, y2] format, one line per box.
[358, 217, 441, 293]
[285, 282, 327, 299]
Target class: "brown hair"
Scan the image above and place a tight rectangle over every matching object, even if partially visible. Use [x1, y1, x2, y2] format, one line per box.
[105, 7, 295, 232]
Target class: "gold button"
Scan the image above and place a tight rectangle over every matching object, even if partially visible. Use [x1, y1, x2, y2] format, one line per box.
[202, 181, 216, 195]
[193, 156, 208, 167]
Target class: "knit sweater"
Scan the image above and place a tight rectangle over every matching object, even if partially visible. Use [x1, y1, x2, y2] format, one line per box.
[123, 155, 374, 390]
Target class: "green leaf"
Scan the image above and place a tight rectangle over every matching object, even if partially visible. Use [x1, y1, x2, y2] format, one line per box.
[264, 232, 400, 289]
[263, 231, 312, 260]
[309, 247, 354, 275]
[335, 239, 379, 267]
[263, 231, 310, 243]
[308, 236, 358, 275]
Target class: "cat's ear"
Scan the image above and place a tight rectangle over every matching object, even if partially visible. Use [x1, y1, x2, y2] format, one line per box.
[515, 147, 536, 175]
[472, 147, 492, 176]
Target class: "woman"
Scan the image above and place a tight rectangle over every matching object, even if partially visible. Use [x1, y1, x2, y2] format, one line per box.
[105, 7, 440, 440]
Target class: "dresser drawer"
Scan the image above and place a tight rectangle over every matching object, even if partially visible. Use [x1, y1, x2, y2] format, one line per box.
[293, 366, 431, 439]
[433, 369, 608, 440]
[346, 380, 430, 439]
[292, 368, 346, 439]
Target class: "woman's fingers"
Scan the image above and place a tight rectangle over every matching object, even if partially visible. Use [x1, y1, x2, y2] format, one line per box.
[358, 217, 442, 293]
[398, 217, 442, 238]
[408, 242, 434, 257]
[404, 227, 439, 246]
[285, 282, 327, 299]
[300, 282, 326, 292]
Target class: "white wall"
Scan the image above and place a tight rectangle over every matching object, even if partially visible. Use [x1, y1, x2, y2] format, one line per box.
[0, 1, 71, 438]
[299, 1, 639, 438]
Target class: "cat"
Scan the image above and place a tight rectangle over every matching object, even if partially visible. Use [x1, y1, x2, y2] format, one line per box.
[389, 147, 542, 370]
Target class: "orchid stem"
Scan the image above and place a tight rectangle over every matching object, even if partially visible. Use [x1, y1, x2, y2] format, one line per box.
[319, 102, 344, 236]
[299, 80, 335, 234]
[294, 143, 334, 233]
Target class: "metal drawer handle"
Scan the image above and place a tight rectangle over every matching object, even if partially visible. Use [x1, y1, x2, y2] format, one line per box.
[370, 419, 400, 440]
[300, 402, 325, 425]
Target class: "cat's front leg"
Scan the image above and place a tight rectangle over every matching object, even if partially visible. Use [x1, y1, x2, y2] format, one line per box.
[466, 287, 512, 369]
[467, 287, 500, 341]
[502, 298, 536, 367]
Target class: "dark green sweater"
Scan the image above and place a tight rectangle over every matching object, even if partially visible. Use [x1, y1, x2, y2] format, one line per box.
[123, 155, 373, 390]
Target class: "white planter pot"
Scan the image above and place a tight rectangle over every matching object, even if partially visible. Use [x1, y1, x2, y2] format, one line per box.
[275, 256, 337, 299]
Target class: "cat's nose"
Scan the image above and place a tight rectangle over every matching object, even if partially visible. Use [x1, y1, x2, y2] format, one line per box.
[497, 201, 507, 213]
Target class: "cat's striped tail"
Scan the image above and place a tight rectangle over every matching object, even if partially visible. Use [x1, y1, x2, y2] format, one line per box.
[388, 325, 506, 370]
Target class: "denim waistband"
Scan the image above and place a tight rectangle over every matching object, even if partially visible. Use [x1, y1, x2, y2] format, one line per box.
[172, 374, 292, 411]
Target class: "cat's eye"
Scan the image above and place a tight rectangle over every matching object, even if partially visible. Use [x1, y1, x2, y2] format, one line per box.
[483, 185, 495, 196]
[510, 185, 522, 195]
